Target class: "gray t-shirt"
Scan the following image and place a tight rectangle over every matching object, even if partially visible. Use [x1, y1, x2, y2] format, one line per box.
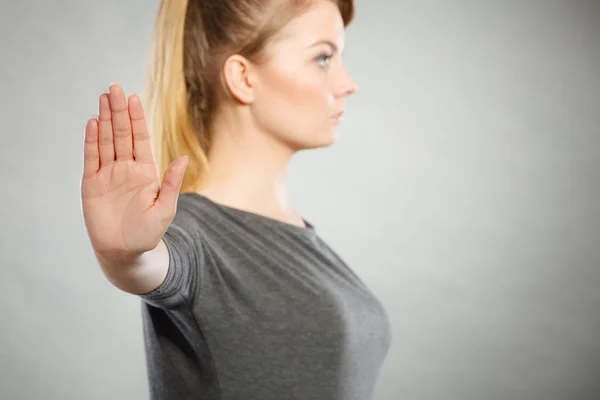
[138, 192, 392, 400]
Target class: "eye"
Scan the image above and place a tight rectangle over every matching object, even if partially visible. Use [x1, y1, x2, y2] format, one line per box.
[316, 53, 333, 67]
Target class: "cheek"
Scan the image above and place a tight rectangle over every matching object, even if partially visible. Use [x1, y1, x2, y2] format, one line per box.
[254, 64, 336, 146]
[262, 66, 331, 119]
[289, 77, 329, 108]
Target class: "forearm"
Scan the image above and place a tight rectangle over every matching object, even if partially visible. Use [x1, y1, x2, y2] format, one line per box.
[95, 238, 170, 295]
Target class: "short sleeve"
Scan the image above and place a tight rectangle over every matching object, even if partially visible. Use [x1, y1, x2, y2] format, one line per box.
[138, 195, 203, 309]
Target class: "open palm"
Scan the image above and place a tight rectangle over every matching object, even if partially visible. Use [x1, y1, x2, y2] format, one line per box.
[80, 83, 188, 261]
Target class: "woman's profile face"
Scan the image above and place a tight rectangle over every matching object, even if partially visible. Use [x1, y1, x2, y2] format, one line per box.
[250, 0, 357, 151]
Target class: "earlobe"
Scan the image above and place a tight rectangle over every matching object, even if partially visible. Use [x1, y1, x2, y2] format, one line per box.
[222, 55, 254, 105]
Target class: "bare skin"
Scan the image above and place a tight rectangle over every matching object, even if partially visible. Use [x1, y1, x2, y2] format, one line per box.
[81, 83, 186, 294]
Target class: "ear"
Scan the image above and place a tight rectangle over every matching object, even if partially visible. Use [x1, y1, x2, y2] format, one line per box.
[222, 54, 255, 105]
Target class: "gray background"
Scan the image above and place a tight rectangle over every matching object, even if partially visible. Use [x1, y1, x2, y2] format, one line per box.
[1, 1, 599, 399]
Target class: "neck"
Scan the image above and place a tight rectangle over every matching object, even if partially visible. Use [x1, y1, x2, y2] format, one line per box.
[197, 113, 297, 218]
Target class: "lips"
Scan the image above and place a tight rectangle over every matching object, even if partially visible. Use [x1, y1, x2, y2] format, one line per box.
[332, 111, 344, 120]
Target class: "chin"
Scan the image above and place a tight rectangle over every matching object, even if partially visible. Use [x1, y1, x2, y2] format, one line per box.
[289, 128, 338, 152]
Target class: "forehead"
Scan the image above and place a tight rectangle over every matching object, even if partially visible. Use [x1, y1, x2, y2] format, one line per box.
[271, 1, 346, 49]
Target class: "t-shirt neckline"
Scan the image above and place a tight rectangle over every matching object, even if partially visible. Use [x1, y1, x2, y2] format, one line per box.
[185, 192, 317, 236]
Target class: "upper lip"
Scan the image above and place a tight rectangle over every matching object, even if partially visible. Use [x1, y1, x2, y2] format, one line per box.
[332, 110, 344, 117]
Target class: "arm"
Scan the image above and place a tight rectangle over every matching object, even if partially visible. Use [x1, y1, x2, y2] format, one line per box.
[95, 238, 170, 296]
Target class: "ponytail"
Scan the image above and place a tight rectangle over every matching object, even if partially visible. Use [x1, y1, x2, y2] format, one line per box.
[142, 0, 210, 194]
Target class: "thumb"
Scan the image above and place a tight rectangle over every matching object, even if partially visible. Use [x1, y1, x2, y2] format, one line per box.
[156, 156, 188, 217]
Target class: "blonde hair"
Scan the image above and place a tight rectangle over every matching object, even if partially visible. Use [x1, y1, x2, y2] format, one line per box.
[142, 0, 354, 193]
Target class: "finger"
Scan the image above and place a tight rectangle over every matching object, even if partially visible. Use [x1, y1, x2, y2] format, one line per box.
[128, 94, 154, 164]
[109, 83, 133, 162]
[156, 156, 188, 216]
[83, 115, 100, 179]
[98, 92, 114, 167]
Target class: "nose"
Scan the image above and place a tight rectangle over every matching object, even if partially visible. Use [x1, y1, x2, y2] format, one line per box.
[334, 67, 358, 98]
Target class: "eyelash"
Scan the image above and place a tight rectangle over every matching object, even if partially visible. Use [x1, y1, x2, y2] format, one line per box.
[316, 53, 333, 67]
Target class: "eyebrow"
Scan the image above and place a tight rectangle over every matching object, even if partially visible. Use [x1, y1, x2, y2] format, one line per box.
[308, 39, 343, 54]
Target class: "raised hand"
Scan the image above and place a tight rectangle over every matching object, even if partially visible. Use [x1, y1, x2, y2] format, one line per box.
[81, 83, 188, 263]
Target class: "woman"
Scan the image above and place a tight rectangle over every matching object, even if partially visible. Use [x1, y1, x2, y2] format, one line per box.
[81, 0, 392, 398]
